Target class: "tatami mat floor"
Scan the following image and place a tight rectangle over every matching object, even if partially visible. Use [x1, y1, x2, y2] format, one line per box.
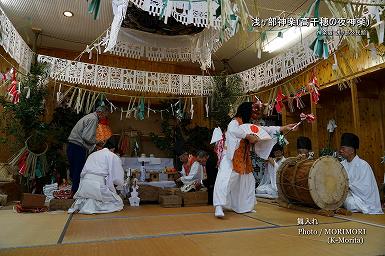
[0, 201, 384, 256]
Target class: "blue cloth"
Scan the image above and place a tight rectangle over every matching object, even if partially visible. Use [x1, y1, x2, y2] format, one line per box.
[67, 143, 88, 193]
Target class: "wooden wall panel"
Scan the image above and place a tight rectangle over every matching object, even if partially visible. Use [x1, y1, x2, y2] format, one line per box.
[357, 78, 385, 185]
[0, 47, 22, 162]
[109, 110, 169, 158]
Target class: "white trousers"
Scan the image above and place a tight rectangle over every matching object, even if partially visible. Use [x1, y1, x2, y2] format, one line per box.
[213, 155, 256, 213]
[68, 173, 123, 214]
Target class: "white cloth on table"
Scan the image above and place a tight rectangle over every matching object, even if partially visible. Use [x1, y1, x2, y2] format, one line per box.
[342, 155, 383, 214]
[213, 119, 281, 213]
[255, 157, 285, 199]
[138, 181, 176, 189]
[121, 157, 173, 171]
[68, 148, 124, 214]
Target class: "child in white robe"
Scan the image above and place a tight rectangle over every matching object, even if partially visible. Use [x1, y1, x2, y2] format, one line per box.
[256, 144, 285, 199]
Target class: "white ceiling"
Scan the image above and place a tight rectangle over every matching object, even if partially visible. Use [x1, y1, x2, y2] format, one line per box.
[0, 0, 330, 72]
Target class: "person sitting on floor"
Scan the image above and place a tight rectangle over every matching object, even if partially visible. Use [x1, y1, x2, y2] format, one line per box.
[68, 137, 124, 214]
[339, 133, 383, 214]
[179, 149, 197, 177]
[297, 136, 313, 159]
[175, 150, 206, 192]
[255, 143, 286, 199]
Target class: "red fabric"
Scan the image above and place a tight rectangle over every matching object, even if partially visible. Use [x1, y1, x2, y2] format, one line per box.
[53, 190, 72, 199]
[275, 89, 286, 113]
[15, 202, 48, 213]
[183, 156, 197, 176]
[214, 133, 225, 168]
[18, 150, 29, 175]
[98, 117, 109, 125]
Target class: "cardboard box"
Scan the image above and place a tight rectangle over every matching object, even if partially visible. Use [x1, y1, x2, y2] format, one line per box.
[159, 195, 182, 208]
[182, 191, 208, 207]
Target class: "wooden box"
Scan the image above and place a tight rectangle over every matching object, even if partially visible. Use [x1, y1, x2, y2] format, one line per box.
[159, 195, 182, 208]
[182, 191, 208, 207]
[21, 193, 46, 208]
[159, 173, 168, 181]
[138, 185, 161, 202]
[149, 172, 159, 182]
[49, 198, 75, 211]
[0, 182, 22, 202]
[159, 188, 182, 202]
[167, 173, 179, 181]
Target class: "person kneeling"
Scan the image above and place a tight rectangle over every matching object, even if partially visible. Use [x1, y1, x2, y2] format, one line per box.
[68, 137, 124, 214]
[339, 133, 383, 215]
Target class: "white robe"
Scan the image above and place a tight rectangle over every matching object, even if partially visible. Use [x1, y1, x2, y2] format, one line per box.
[213, 119, 280, 213]
[68, 148, 124, 214]
[180, 161, 203, 185]
[255, 157, 285, 199]
[342, 155, 383, 214]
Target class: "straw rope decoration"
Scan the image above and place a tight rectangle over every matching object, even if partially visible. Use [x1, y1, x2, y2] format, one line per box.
[9, 136, 49, 189]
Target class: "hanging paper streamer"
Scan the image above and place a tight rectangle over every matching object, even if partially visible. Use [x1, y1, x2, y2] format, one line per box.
[104, 0, 129, 52]
[87, 0, 102, 20]
[137, 97, 145, 120]
[287, 97, 295, 112]
[25, 86, 30, 99]
[205, 97, 209, 118]
[147, 100, 150, 118]
[327, 119, 337, 133]
[307, 74, 320, 104]
[275, 88, 286, 113]
[190, 98, 194, 120]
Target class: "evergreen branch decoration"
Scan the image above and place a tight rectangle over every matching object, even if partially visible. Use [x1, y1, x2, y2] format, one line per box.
[210, 74, 243, 129]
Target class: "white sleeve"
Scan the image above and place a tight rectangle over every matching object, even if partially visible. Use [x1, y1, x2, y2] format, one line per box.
[107, 154, 124, 190]
[180, 166, 186, 177]
[228, 120, 247, 139]
[261, 126, 281, 137]
[181, 162, 200, 183]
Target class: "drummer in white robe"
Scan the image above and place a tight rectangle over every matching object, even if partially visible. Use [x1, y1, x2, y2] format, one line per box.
[68, 137, 124, 214]
[256, 143, 285, 199]
[213, 101, 297, 218]
[339, 133, 383, 214]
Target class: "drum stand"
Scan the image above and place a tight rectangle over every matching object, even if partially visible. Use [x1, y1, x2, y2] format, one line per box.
[276, 198, 352, 217]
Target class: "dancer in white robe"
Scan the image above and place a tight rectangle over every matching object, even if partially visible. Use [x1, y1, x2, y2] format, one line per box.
[339, 133, 383, 214]
[68, 137, 124, 214]
[256, 144, 285, 199]
[213, 101, 297, 217]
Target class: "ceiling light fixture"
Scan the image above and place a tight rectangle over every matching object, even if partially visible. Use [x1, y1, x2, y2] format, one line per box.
[264, 26, 316, 53]
[63, 11, 74, 17]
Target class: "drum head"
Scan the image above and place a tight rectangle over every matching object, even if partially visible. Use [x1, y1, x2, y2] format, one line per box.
[308, 156, 349, 210]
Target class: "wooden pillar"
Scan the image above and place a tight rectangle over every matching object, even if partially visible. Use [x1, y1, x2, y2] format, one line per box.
[281, 104, 287, 126]
[350, 82, 360, 135]
[310, 94, 319, 158]
[281, 105, 290, 157]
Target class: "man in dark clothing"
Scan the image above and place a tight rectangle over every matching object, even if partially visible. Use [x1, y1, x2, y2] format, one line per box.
[195, 147, 218, 205]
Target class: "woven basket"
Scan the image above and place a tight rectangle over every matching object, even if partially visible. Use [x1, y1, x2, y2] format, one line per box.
[0, 163, 16, 182]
